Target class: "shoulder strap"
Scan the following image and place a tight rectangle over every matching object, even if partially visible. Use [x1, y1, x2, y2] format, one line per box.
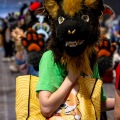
[26, 75, 31, 120]
[90, 78, 98, 98]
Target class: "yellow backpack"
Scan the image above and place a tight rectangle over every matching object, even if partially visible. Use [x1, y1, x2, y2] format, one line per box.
[16, 75, 102, 120]
[16, 75, 45, 120]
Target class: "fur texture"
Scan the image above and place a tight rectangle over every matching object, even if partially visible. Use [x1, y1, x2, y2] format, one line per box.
[45, 0, 104, 75]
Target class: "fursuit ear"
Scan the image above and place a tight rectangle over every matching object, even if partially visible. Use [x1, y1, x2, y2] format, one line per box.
[56, 0, 62, 4]
[103, 4, 114, 15]
[84, 0, 104, 16]
[33, 2, 45, 16]
[94, 0, 105, 16]
[94, 0, 114, 16]
[34, 7, 45, 16]
[44, 0, 60, 19]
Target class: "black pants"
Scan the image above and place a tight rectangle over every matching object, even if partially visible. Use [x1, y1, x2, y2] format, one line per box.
[3, 40, 15, 57]
[101, 112, 107, 120]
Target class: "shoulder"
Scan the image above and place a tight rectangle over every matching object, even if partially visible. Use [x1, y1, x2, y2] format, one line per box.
[40, 50, 55, 67]
[43, 50, 53, 57]
[41, 50, 54, 61]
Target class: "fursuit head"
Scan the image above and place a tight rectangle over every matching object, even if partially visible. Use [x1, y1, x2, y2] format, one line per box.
[44, 0, 113, 75]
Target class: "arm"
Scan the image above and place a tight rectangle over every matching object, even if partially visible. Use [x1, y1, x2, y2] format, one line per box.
[37, 51, 79, 118]
[15, 49, 24, 61]
[114, 89, 120, 120]
[15, 50, 30, 75]
[114, 63, 120, 120]
[101, 98, 114, 112]
[39, 69, 79, 118]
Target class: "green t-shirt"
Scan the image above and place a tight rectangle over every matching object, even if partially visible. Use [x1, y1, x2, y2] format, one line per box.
[36, 50, 106, 101]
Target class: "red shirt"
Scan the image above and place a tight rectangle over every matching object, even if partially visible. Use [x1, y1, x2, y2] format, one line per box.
[115, 63, 120, 90]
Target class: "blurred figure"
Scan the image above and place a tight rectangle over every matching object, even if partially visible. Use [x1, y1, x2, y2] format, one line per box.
[11, 1, 51, 75]
[0, 18, 7, 48]
[97, 37, 117, 83]
[11, 27, 48, 76]
[105, 13, 117, 29]
[9, 1, 42, 72]
[2, 12, 18, 62]
[99, 16, 108, 38]
[0, 18, 5, 47]
[18, 2, 40, 32]
[105, 13, 118, 40]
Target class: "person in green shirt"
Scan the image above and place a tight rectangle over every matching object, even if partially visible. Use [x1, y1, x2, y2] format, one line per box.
[36, 50, 114, 119]
[36, 50, 104, 98]
[36, 0, 114, 119]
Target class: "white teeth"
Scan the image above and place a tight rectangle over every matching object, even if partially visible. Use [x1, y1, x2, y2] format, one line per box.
[65, 40, 84, 47]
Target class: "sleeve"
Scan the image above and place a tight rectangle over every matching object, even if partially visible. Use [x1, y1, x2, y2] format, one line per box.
[15, 58, 26, 65]
[101, 87, 107, 102]
[93, 63, 100, 79]
[36, 51, 64, 93]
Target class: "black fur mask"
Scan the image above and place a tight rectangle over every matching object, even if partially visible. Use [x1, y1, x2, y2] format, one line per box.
[56, 8, 100, 57]
[47, 9, 100, 60]
[44, 0, 113, 76]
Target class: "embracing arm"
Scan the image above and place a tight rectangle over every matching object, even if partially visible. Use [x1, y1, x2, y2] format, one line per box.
[37, 50, 80, 118]
[39, 72, 79, 118]
[101, 98, 115, 112]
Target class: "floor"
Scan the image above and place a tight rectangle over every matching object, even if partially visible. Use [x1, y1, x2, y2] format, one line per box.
[0, 49, 19, 120]
[0, 48, 115, 120]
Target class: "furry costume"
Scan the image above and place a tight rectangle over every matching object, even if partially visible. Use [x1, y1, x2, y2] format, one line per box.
[18, 2, 40, 32]
[44, 0, 113, 76]
[12, 1, 51, 74]
[20, 10, 51, 72]
[97, 36, 116, 83]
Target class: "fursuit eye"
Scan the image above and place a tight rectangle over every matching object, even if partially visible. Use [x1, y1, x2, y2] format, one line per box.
[42, 23, 50, 33]
[58, 17, 65, 24]
[81, 15, 89, 22]
[32, 23, 40, 31]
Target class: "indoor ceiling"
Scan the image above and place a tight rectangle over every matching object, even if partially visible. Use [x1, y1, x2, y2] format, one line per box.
[0, 0, 43, 18]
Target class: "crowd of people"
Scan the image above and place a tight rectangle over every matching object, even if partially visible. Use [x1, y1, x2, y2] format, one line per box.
[98, 13, 120, 83]
[0, 0, 120, 120]
[0, 1, 51, 74]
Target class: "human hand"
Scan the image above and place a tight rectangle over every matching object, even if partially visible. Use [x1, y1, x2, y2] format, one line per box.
[11, 27, 25, 51]
[67, 68, 80, 84]
[11, 27, 24, 42]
